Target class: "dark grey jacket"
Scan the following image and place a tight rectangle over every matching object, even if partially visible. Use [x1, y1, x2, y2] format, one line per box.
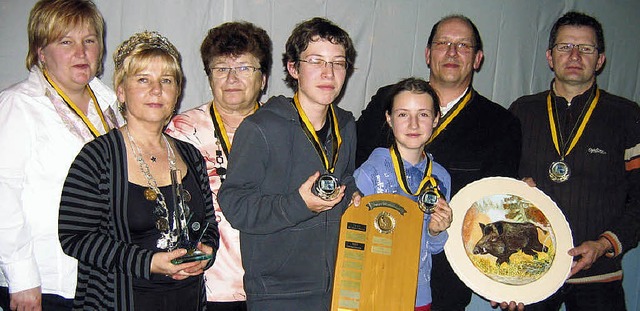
[218, 95, 358, 310]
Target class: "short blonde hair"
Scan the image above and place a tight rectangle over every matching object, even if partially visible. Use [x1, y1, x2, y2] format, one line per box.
[113, 31, 183, 98]
[27, 0, 105, 73]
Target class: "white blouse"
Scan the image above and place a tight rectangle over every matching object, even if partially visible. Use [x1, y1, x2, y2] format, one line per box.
[0, 67, 121, 298]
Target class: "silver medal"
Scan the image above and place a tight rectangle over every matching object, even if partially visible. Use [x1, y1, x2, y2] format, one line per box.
[312, 174, 340, 201]
[549, 160, 570, 183]
[417, 188, 440, 214]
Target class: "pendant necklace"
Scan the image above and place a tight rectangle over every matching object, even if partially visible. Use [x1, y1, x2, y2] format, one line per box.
[125, 127, 178, 250]
[210, 103, 229, 181]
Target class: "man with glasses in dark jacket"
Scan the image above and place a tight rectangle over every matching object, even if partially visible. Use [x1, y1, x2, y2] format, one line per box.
[356, 14, 521, 311]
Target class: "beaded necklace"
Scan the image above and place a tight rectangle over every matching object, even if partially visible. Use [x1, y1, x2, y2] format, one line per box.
[125, 127, 178, 249]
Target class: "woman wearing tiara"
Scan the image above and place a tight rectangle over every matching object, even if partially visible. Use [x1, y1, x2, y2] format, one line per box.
[58, 31, 218, 310]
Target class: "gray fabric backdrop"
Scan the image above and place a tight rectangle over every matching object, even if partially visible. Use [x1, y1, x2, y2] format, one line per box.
[0, 1, 638, 310]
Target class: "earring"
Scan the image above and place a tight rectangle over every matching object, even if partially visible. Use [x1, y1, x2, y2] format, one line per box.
[117, 102, 126, 113]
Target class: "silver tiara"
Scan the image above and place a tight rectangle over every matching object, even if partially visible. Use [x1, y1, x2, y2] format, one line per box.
[114, 31, 180, 70]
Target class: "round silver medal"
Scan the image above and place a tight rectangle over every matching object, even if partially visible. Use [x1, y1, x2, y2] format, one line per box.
[312, 174, 340, 201]
[549, 161, 570, 183]
[417, 189, 439, 214]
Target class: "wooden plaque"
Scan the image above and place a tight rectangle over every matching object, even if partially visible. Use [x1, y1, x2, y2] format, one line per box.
[331, 193, 424, 311]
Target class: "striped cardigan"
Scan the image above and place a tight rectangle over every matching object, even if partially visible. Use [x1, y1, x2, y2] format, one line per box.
[58, 129, 218, 310]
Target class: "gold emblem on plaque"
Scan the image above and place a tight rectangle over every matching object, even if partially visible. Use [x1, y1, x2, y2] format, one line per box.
[374, 211, 396, 234]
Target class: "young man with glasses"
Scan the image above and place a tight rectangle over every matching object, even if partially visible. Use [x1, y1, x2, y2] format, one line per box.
[218, 17, 360, 310]
[507, 11, 639, 311]
[356, 15, 521, 311]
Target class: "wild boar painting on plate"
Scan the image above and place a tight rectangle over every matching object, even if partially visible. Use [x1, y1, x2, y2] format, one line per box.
[461, 194, 555, 285]
[445, 177, 572, 304]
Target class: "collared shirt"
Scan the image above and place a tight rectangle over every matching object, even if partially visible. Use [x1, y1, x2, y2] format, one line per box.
[354, 147, 451, 307]
[0, 67, 120, 297]
[166, 102, 246, 302]
[439, 87, 468, 116]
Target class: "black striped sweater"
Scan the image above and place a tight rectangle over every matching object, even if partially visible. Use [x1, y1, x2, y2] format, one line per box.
[59, 129, 218, 310]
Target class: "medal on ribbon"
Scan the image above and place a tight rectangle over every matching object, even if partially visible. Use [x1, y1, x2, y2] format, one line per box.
[389, 144, 441, 214]
[546, 88, 600, 183]
[292, 93, 343, 201]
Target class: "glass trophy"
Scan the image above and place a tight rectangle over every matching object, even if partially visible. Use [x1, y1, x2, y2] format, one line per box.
[170, 169, 213, 264]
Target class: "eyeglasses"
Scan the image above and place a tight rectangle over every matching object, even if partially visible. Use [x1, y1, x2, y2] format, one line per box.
[431, 41, 475, 53]
[299, 58, 349, 71]
[553, 43, 598, 55]
[209, 66, 261, 79]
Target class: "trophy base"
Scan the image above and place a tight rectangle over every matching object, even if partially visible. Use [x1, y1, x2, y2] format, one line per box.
[171, 249, 212, 264]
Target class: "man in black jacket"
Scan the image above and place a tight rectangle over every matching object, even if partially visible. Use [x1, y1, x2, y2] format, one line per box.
[356, 15, 521, 311]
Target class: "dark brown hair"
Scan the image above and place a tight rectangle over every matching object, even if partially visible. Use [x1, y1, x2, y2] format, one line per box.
[282, 17, 356, 89]
[548, 11, 604, 54]
[385, 77, 440, 116]
[200, 21, 273, 78]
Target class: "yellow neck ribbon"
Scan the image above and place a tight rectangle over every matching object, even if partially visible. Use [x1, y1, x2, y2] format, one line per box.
[546, 88, 600, 158]
[292, 93, 342, 174]
[43, 70, 109, 137]
[426, 87, 473, 144]
[210, 101, 259, 157]
[389, 144, 440, 197]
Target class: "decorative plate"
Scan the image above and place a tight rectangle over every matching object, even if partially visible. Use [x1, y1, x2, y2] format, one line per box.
[444, 177, 573, 305]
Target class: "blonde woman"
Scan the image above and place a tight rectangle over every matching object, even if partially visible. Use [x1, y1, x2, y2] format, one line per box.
[58, 31, 218, 310]
[0, 0, 122, 309]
